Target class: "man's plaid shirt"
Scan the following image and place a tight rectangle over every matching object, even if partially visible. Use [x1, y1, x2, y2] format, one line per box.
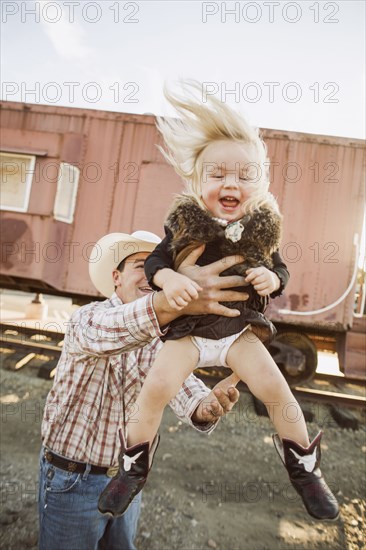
[41, 292, 213, 467]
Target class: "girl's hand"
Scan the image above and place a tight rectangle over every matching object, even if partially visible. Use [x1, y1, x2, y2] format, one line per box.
[163, 272, 202, 310]
[244, 267, 280, 296]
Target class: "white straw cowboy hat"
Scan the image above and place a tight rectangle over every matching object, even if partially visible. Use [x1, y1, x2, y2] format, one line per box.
[89, 231, 161, 297]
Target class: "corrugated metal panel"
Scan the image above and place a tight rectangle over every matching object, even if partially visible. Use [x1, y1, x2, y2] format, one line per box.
[1, 128, 61, 156]
[264, 134, 365, 329]
[132, 163, 183, 237]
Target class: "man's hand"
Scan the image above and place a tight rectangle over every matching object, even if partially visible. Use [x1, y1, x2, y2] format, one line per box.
[178, 245, 249, 317]
[192, 373, 240, 424]
[152, 245, 249, 326]
[245, 266, 280, 296]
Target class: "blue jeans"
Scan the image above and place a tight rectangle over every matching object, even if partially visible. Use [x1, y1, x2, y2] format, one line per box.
[38, 450, 141, 550]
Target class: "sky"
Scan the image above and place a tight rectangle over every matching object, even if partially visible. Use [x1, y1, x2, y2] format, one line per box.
[1, 0, 365, 138]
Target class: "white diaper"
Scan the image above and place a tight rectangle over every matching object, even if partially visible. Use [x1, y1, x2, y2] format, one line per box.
[191, 325, 251, 369]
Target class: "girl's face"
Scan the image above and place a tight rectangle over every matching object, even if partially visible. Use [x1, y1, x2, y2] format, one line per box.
[200, 140, 261, 222]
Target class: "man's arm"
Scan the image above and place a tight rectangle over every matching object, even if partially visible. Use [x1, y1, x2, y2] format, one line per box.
[68, 294, 165, 356]
[191, 373, 240, 425]
[169, 372, 240, 433]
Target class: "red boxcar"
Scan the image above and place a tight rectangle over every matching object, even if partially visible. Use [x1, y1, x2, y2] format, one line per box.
[1, 101, 365, 381]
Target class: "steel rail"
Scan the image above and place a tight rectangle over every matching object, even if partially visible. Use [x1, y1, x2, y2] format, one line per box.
[0, 336, 62, 354]
[292, 386, 366, 409]
[0, 322, 65, 339]
[196, 374, 366, 410]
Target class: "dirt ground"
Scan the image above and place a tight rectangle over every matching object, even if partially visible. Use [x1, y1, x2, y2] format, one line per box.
[0, 364, 365, 550]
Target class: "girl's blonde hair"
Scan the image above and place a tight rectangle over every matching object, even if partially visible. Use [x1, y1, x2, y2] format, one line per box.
[156, 80, 280, 214]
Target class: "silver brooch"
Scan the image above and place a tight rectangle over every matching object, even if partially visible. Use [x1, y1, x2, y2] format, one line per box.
[225, 220, 244, 242]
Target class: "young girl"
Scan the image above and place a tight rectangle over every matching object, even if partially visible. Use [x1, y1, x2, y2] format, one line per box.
[98, 81, 339, 521]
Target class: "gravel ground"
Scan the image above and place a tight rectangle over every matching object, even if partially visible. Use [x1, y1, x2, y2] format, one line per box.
[0, 364, 365, 550]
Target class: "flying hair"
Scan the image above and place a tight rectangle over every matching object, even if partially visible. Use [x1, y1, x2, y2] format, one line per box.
[156, 80, 280, 215]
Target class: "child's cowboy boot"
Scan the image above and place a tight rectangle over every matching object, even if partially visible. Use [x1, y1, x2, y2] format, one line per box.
[98, 430, 160, 517]
[273, 431, 339, 520]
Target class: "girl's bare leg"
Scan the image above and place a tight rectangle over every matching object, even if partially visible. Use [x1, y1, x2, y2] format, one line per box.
[127, 336, 199, 447]
[227, 331, 310, 446]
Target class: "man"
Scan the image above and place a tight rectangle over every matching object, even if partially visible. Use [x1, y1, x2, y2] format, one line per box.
[39, 231, 249, 550]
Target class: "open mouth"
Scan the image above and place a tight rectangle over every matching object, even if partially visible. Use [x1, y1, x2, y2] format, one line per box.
[219, 196, 240, 209]
[139, 286, 152, 294]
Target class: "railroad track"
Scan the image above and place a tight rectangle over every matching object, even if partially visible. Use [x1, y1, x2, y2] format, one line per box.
[1, 323, 365, 414]
[194, 372, 366, 410]
[0, 322, 64, 379]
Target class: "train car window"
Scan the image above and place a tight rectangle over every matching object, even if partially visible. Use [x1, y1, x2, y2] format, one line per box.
[0, 152, 35, 212]
[53, 163, 80, 223]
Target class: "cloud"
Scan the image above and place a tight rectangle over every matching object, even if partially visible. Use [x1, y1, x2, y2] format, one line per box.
[39, 1, 92, 59]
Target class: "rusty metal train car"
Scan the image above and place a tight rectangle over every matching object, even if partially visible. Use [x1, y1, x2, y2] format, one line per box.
[1, 101, 365, 383]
